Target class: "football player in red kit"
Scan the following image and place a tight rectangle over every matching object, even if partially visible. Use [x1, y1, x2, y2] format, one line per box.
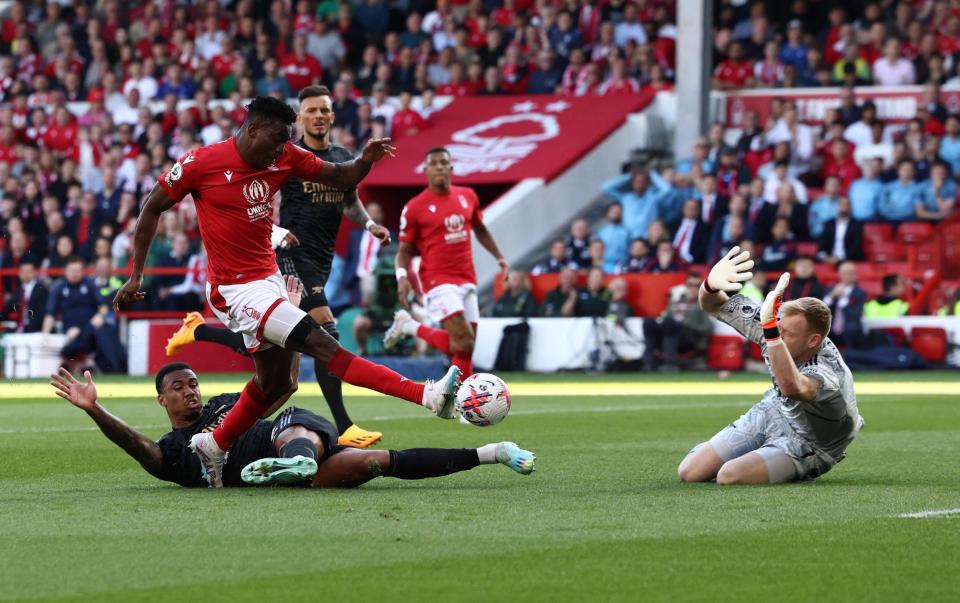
[385, 147, 508, 378]
[113, 98, 461, 487]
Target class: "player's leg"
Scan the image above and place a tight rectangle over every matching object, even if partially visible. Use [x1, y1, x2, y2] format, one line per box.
[384, 284, 456, 353]
[352, 313, 372, 355]
[307, 304, 382, 447]
[242, 423, 323, 485]
[714, 448, 795, 485]
[166, 311, 250, 357]
[677, 442, 726, 482]
[678, 401, 769, 483]
[309, 441, 536, 488]
[285, 314, 460, 418]
[441, 312, 475, 376]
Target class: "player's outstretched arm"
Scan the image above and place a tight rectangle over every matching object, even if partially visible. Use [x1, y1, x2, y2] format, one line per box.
[343, 191, 391, 244]
[318, 138, 396, 189]
[761, 274, 821, 402]
[113, 184, 177, 312]
[473, 221, 508, 277]
[50, 368, 165, 478]
[699, 246, 754, 315]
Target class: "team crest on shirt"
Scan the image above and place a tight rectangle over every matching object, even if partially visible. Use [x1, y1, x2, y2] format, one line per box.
[242, 179, 271, 205]
[443, 214, 467, 243]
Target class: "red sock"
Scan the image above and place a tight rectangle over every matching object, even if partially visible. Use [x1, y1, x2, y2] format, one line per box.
[416, 324, 450, 354]
[452, 355, 473, 377]
[212, 379, 271, 450]
[327, 348, 425, 404]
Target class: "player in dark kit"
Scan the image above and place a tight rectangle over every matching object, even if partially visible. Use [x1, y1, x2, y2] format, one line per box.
[113, 96, 463, 488]
[50, 362, 535, 488]
[164, 86, 388, 449]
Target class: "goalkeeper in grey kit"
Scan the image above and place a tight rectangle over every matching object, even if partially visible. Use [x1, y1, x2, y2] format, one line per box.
[678, 247, 864, 484]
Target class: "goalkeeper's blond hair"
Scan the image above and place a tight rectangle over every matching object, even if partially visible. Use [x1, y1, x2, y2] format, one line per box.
[781, 297, 832, 338]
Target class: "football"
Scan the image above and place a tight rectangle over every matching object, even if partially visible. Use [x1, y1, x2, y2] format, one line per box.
[455, 373, 512, 426]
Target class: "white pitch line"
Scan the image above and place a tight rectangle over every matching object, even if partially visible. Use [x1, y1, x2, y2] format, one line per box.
[896, 509, 960, 519]
[0, 401, 749, 434]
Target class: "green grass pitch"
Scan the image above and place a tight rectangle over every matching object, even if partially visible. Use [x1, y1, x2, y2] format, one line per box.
[1, 371, 958, 602]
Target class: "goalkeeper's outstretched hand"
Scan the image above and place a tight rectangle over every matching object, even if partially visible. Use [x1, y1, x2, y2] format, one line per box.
[705, 246, 754, 293]
[761, 272, 791, 327]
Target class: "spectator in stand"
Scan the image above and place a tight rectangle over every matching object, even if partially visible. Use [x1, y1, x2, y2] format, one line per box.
[879, 159, 920, 222]
[587, 239, 607, 272]
[939, 115, 960, 176]
[614, 3, 646, 48]
[739, 268, 767, 303]
[281, 35, 324, 92]
[527, 50, 563, 94]
[760, 217, 796, 273]
[715, 147, 751, 196]
[848, 157, 883, 222]
[823, 260, 868, 349]
[817, 196, 864, 264]
[605, 278, 634, 323]
[616, 238, 653, 273]
[676, 137, 715, 176]
[641, 272, 712, 372]
[43, 256, 126, 373]
[809, 176, 842, 239]
[757, 102, 815, 175]
[863, 275, 910, 319]
[779, 20, 808, 71]
[650, 240, 680, 273]
[713, 41, 754, 90]
[915, 135, 942, 181]
[595, 202, 630, 274]
[672, 199, 709, 265]
[532, 239, 578, 276]
[154, 233, 195, 311]
[786, 255, 825, 301]
[0, 230, 38, 295]
[821, 137, 861, 193]
[917, 160, 957, 221]
[541, 266, 578, 317]
[843, 100, 879, 148]
[597, 55, 640, 96]
[756, 182, 809, 243]
[836, 86, 862, 127]
[1, 260, 47, 333]
[255, 58, 293, 99]
[391, 91, 427, 139]
[832, 40, 871, 84]
[565, 267, 610, 318]
[754, 39, 784, 86]
[492, 270, 538, 318]
[602, 169, 671, 241]
[735, 110, 763, 156]
[566, 218, 592, 270]
[763, 159, 808, 203]
[872, 38, 916, 86]
[709, 212, 747, 265]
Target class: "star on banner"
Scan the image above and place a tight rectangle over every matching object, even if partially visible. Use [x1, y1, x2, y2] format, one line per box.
[511, 101, 537, 112]
[544, 101, 571, 113]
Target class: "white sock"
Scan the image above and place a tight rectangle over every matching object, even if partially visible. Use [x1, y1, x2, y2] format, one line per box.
[477, 443, 498, 464]
[401, 315, 420, 336]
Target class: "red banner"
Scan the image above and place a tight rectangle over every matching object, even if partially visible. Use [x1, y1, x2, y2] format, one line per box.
[365, 93, 656, 186]
[721, 86, 960, 128]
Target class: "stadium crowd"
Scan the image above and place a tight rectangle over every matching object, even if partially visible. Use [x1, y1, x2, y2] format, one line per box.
[0, 0, 959, 369]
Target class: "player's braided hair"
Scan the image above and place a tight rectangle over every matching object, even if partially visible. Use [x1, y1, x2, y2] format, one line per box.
[245, 96, 297, 126]
[156, 362, 194, 394]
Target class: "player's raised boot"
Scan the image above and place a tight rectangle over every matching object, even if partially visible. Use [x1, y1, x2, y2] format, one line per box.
[189, 432, 226, 488]
[495, 441, 536, 475]
[421, 366, 461, 419]
[383, 309, 414, 350]
[240, 455, 318, 486]
[337, 424, 383, 448]
[165, 311, 205, 357]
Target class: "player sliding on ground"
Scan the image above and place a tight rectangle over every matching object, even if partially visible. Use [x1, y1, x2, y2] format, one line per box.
[383, 147, 509, 378]
[165, 86, 389, 450]
[678, 247, 864, 485]
[50, 364, 535, 488]
[113, 97, 462, 488]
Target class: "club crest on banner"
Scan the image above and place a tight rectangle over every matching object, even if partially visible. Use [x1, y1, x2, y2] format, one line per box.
[417, 104, 564, 176]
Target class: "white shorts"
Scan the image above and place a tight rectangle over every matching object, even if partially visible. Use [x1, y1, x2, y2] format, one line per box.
[205, 272, 307, 353]
[424, 283, 479, 324]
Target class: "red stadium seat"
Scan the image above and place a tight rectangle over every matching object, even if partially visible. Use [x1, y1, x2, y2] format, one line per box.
[795, 242, 819, 257]
[863, 223, 894, 246]
[878, 327, 908, 347]
[897, 222, 934, 244]
[749, 341, 763, 362]
[868, 241, 906, 263]
[910, 327, 948, 363]
[707, 335, 745, 370]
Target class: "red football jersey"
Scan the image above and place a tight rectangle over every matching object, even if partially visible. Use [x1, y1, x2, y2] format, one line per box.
[158, 137, 330, 286]
[399, 185, 483, 290]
